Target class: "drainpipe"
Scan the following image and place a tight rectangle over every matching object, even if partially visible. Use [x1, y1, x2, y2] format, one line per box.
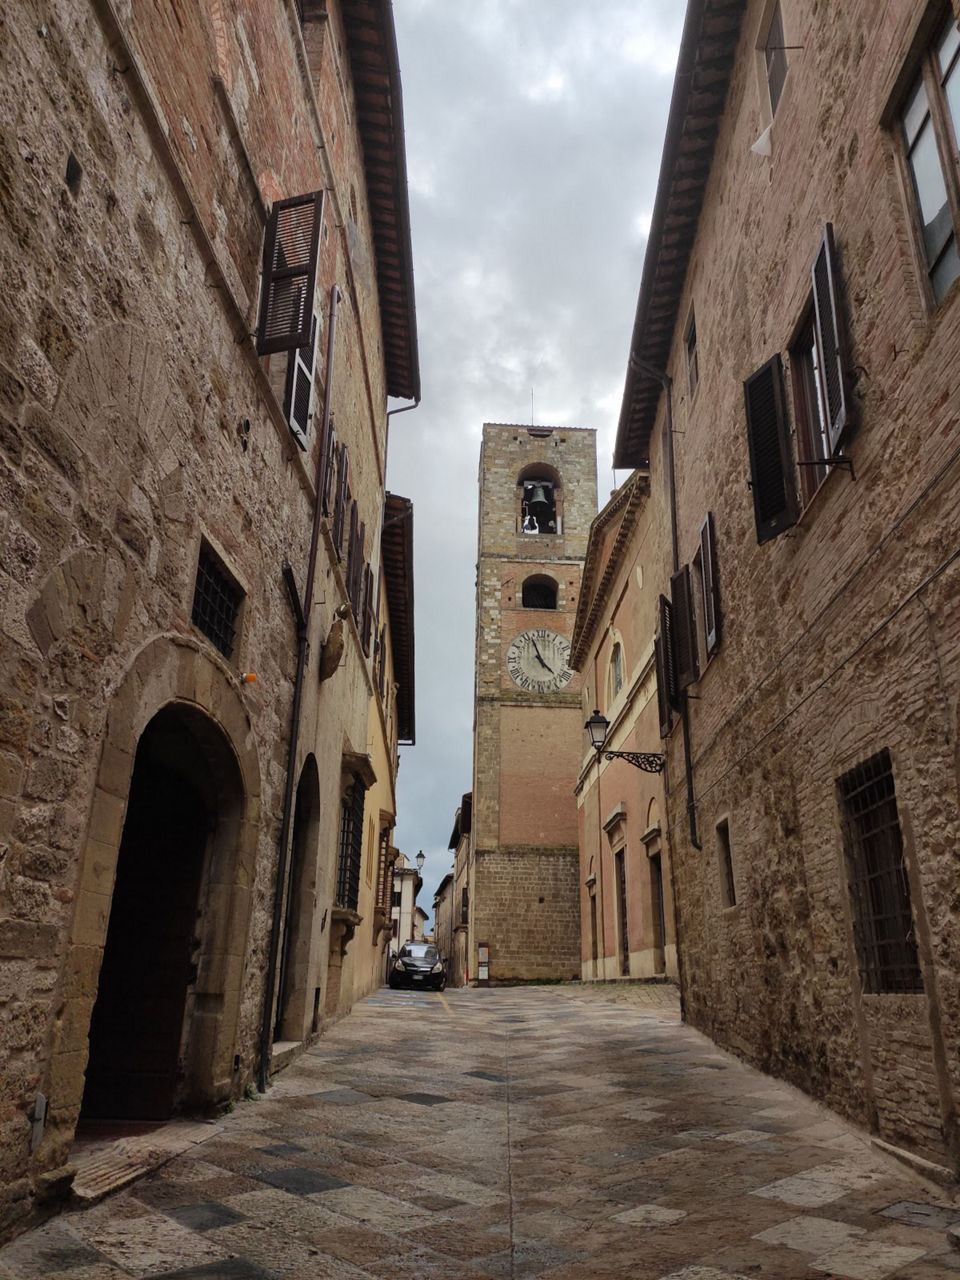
[258, 285, 341, 1093]
[629, 356, 701, 852]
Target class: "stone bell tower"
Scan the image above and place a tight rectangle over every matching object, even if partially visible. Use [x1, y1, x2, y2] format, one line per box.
[467, 423, 597, 981]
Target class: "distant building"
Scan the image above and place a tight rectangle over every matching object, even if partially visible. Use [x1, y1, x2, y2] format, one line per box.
[390, 852, 423, 951]
[466, 424, 597, 981]
[432, 871, 455, 974]
[570, 472, 678, 982]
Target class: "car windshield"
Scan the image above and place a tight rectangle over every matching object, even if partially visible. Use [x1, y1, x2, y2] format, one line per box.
[399, 943, 438, 962]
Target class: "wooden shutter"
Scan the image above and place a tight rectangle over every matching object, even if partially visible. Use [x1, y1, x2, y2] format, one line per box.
[332, 445, 349, 556]
[654, 631, 672, 739]
[811, 223, 848, 454]
[320, 424, 337, 517]
[699, 511, 721, 657]
[256, 191, 324, 355]
[671, 565, 699, 690]
[283, 314, 317, 449]
[361, 564, 375, 656]
[743, 354, 797, 544]
[347, 508, 363, 619]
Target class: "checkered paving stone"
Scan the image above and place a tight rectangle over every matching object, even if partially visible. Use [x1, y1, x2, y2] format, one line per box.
[3, 982, 958, 1280]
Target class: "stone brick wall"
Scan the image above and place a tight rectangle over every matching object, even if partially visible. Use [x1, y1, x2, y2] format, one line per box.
[641, 0, 960, 1169]
[0, 0, 409, 1234]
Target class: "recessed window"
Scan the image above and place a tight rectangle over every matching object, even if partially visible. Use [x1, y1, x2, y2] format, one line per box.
[522, 575, 557, 609]
[191, 544, 243, 659]
[899, 13, 960, 303]
[764, 1, 789, 117]
[838, 749, 923, 994]
[610, 642, 624, 699]
[790, 310, 831, 502]
[717, 818, 736, 908]
[337, 774, 366, 913]
[685, 312, 698, 397]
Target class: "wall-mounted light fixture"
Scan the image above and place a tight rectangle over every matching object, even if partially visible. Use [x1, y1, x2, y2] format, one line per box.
[585, 709, 665, 775]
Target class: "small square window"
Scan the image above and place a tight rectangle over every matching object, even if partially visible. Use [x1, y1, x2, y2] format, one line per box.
[191, 544, 244, 659]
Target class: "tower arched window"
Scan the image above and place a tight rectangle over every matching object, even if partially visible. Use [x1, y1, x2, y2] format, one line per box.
[521, 574, 558, 610]
[517, 467, 560, 535]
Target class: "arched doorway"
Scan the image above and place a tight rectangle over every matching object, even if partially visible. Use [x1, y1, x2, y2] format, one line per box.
[80, 703, 241, 1121]
[275, 756, 321, 1043]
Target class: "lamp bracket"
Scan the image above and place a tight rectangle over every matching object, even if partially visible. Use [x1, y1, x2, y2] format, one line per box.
[603, 750, 666, 774]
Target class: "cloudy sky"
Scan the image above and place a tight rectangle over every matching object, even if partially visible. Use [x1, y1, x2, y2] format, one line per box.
[385, 0, 685, 914]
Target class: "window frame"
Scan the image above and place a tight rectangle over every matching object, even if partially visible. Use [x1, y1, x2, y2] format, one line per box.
[763, 0, 789, 118]
[896, 9, 960, 306]
[685, 310, 699, 398]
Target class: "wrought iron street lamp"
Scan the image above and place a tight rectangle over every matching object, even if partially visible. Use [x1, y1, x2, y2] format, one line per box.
[585, 709, 665, 775]
[415, 849, 425, 873]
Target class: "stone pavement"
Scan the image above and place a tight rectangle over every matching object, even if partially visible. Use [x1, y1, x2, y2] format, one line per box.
[2, 982, 960, 1280]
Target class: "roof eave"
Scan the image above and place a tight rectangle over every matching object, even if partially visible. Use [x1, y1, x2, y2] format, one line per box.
[613, 0, 747, 470]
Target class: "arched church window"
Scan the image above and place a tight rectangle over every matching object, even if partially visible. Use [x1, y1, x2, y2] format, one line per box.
[522, 575, 558, 610]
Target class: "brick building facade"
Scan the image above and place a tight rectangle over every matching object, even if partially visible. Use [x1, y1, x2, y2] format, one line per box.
[615, 0, 960, 1172]
[0, 0, 417, 1234]
[467, 424, 596, 982]
[570, 472, 679, 984]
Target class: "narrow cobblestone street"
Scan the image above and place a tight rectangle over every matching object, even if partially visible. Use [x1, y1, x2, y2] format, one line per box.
[3, 984, 959, 1280]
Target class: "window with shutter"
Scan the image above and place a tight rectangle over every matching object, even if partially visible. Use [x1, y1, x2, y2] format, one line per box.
[898, 14, 960, 304]
[811, 224, 848, 454]
[282, 313, 317, 449]
[332, 445, 349, 557]
[348, 515, 364, 620]
[697, 512, 721, 658]
[654, 632, 672, 739]
[361, 564, 375, 656]
[320, 425, 337, 517]
[256, 191, 324, 355]
[671, 565, 700, 690]
[744, 354, 797, 544]
[655, 592, 681, 727]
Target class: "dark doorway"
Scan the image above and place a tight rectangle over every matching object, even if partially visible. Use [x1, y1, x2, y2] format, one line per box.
[650, 853, 666, 975]
[81, 709, 211, 1121]
[616, 850, 629, 976]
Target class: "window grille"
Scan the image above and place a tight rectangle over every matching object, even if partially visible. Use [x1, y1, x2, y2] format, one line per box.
[838, 750, 923, 994]
[460, 886, 469, 925]
[191, 545, 243, 659]
[336, 774, 366, 912]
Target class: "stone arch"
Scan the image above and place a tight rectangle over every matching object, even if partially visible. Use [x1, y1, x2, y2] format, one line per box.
[46, 635, 261, 1154]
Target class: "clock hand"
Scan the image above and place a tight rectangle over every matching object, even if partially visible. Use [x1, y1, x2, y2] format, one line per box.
[529, 637, 554, 672]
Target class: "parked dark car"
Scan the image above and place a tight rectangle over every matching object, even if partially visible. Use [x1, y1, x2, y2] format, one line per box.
[389, 942, 447, 991]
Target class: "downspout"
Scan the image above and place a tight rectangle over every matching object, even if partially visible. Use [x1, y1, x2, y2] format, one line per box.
[629, 357, 701, 852]
[258, 284, 341, 1092]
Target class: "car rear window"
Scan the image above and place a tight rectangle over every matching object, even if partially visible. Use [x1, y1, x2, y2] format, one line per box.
[399, 943, 438, 961]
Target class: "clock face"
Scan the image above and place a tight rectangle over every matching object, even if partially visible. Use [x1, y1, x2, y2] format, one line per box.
[506, 628, 573, 694]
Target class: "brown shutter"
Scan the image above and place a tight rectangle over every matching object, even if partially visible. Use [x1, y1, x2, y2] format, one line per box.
[654, 631, 672, 739]
[361, 564, 375, 656]
[671, 565, 700, 690]
[744, 354, 797, 544]
[699, 511, 721, 657]
[811, 222, 848, 454]
[283, 313, 316, 449]
[332, 445, 349, 556]
[347, 509, 363, 619]
[256, 191, 324, 355]
[377, 624, 387, 698]
[320, 425, 337, 517]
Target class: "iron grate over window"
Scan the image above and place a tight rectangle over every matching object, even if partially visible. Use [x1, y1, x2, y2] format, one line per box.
[192, 545, 243, 659]
[838, 749, 923, 995]
[336, 774, 366, 913]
